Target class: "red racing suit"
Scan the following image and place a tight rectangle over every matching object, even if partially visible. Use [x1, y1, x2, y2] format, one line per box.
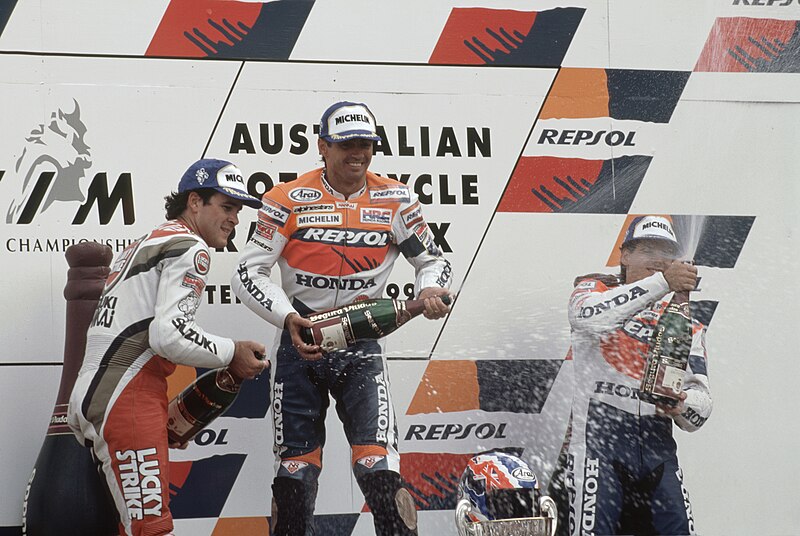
[231, 168, 451, 496]
[566, 272, 712, 536]
[68, 220, 234, 536]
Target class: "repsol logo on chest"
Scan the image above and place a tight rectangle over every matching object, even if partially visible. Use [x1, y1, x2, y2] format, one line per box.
[296, 227, 390, 247]
[538, 129, 636, 147]
[579, 286, 648, 318]
[404, 422, 508, 441]
[115, 447, 163, 519]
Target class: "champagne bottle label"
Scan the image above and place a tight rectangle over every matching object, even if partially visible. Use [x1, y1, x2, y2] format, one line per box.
[319, 322, 349, 352]
[167, 368, 242, 444]
[167, 398, 198, 442]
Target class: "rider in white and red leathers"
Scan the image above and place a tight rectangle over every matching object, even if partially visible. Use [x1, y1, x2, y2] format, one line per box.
[68, 159, 265, 536]
[566, 218, 712, 536]
[232, 164, 451, 535]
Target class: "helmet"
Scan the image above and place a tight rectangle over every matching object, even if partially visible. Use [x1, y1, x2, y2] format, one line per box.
[455, 452, 557, 536]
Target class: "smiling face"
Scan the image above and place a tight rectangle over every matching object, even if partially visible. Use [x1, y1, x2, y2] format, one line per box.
[318, 137, 373, 195]
[620, 239, 679, 284]
[187, 191, 244, 248]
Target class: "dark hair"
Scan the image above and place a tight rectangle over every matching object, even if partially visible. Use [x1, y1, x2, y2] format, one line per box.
[619, 241, 640, 282]
[164, 188, 216, 220]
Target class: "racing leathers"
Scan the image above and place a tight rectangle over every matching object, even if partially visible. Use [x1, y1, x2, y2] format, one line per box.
[68, 220, 235, 536]
[566, 272, 712, 536]
[231, 168, 451, 535]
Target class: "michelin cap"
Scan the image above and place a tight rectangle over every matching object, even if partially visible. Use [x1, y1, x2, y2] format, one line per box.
[622, 215, 679, 251]
[319, 101, 381, 143]
[178, 158, 262, 209]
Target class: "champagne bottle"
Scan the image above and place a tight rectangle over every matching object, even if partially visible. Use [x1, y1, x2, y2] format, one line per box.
[639, 290, 692, 405]
[167, 352, 264, 445]
[23, 242, 118, 535]
[300, 295, 452, 353]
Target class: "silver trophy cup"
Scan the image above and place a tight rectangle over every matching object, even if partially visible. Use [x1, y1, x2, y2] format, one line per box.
[455, 496, 558, 536]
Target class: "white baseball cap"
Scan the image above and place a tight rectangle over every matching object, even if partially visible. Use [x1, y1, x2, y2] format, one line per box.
[319, 101, 381, 143]
[621, 215, 679, 251]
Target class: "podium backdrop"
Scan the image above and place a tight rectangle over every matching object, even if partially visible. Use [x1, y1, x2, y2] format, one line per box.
[1, 1, 797, 534]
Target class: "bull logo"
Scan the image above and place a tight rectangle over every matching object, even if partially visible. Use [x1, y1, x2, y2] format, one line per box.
[6, 99, 92, 223]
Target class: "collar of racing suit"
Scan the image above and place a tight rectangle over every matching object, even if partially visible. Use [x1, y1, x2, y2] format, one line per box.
[320, 168, 367, 201]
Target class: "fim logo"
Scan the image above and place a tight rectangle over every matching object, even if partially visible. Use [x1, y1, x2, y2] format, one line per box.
[4, 99, 134, 225]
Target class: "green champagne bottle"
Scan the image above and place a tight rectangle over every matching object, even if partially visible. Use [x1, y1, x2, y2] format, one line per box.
[167, 352, 265, 444]
[301, 295, 452, 353]
[639, 290, 692, 406]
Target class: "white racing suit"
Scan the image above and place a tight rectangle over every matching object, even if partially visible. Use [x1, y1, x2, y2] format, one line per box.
[68, 220, 234, 536]
[566, 272, 712, 535]
[231, 168, 451, 535]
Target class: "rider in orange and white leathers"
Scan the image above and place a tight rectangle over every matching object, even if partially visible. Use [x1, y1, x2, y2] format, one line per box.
[231, 166, 451, 534]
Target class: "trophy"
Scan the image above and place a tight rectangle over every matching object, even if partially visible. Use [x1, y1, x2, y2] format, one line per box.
[454, 452, 558, 536]
[455, 496, 557, 536]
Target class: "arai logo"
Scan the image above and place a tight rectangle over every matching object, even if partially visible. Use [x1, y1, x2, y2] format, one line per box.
[289, 187, 322, 203]
[512, 467, 536, 481]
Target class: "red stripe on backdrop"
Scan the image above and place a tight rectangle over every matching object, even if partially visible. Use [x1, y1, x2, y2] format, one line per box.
[429, 8, 536, 65]
[146, 0, 262, 58]
[400, 452, 474, 510]
[694, 17, 797, 72]
[497, 157, 603, 213]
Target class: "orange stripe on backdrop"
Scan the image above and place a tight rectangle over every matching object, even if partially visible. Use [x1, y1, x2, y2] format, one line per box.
[212, 517, 270, 535]
[540, 68, 609, 119]
[606, 214, 673, 267]
[406, 360, 479, 415]
[166, 364, 198, 401]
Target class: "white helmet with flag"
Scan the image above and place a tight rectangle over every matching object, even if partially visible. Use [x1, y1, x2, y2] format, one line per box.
[454, 451, 557, 536]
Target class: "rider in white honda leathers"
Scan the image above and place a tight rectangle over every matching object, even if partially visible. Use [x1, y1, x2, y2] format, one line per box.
[566, 216, 712, 536]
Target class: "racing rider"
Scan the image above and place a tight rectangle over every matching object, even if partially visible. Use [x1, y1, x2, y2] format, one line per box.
[68, 158, 268, 536]
[566, 215, 712, 535]
[231, 101, 452, 536]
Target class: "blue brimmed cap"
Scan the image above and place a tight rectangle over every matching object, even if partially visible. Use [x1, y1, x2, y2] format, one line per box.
[178, 158, 261, 209]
